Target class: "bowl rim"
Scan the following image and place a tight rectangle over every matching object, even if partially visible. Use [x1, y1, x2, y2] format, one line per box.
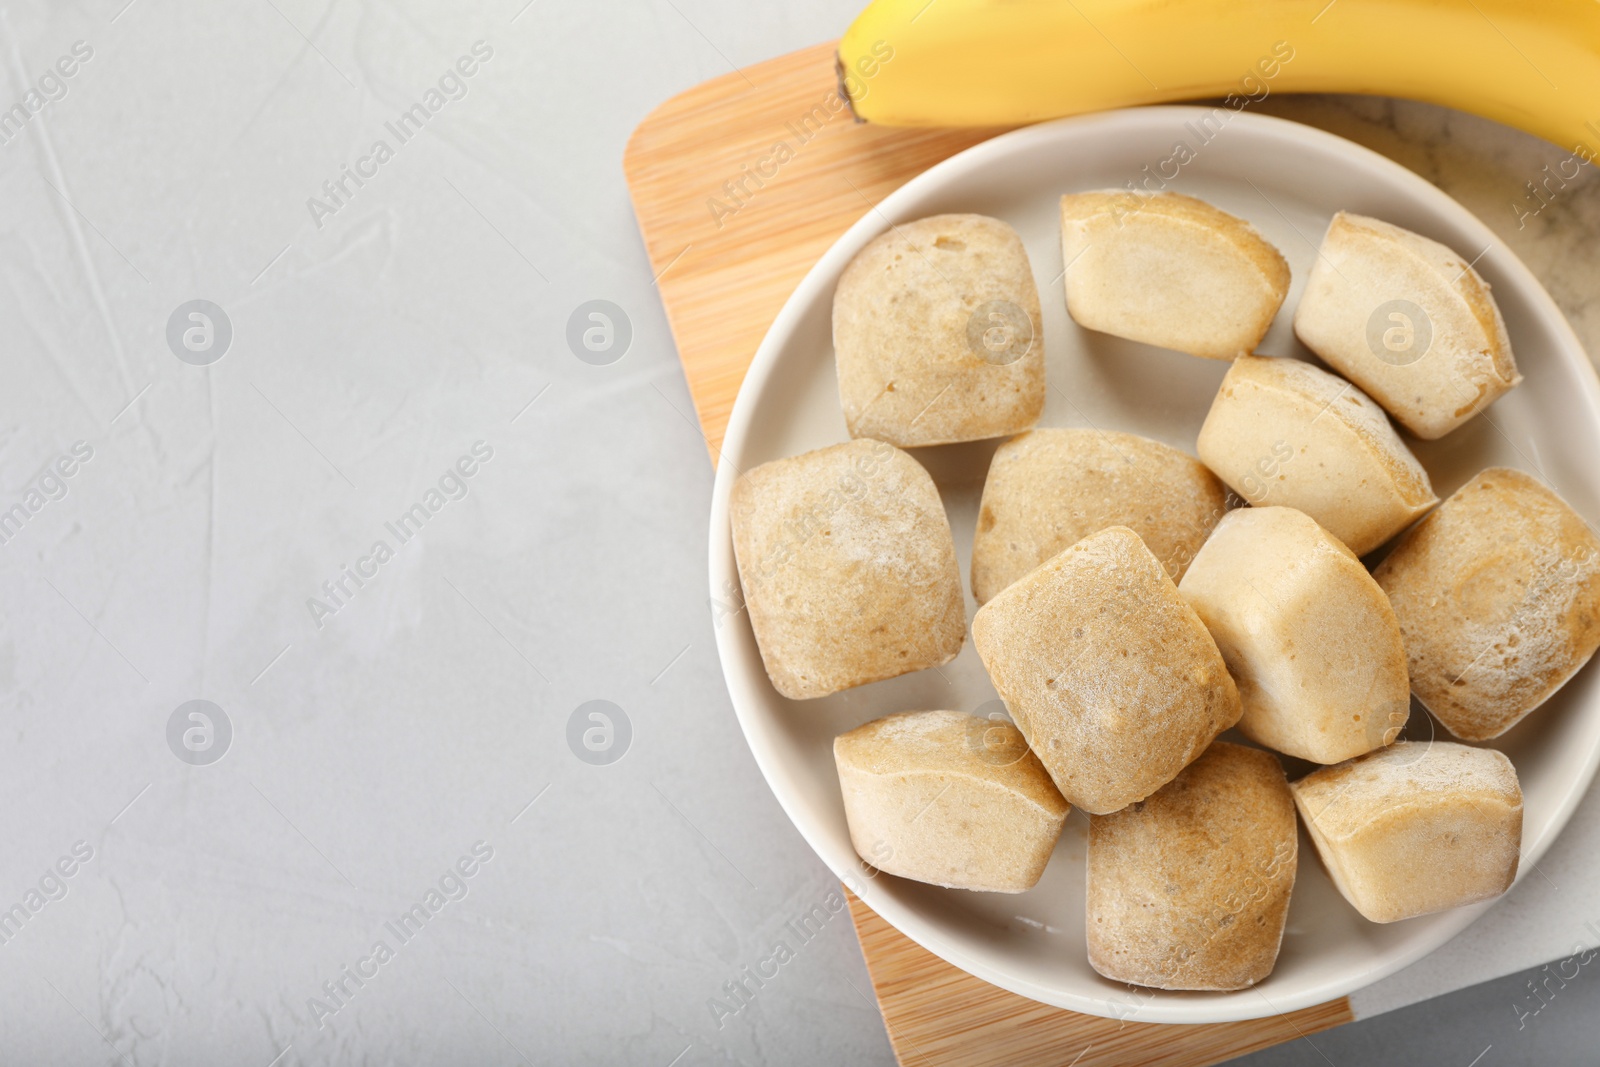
[705, 105, 1600, 1023]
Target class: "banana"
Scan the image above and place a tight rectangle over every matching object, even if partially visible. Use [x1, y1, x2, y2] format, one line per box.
[838, 0, 1600, 153]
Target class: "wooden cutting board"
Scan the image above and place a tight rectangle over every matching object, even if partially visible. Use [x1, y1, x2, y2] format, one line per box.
[623, 40, 1354, 1066]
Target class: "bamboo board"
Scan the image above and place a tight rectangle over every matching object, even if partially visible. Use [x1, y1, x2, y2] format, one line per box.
[623, 40, 1354, 1066]
[848, 892, 1353, 1067]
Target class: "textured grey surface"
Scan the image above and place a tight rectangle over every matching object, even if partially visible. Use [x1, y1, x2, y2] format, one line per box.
[1236, 952, 1600, 1067]
[0, 1, 1597, 1064]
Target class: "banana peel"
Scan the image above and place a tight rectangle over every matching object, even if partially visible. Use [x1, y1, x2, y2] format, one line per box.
[837, 0, 1600, 154]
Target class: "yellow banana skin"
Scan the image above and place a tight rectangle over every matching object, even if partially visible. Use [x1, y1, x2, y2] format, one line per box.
[839, 0, 1600, 152]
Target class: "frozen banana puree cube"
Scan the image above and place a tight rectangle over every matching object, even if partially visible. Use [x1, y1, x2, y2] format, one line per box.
[833, 710, 1070, 892]
[1060, 190, 1290, 360]
[1291, 741, 1522, 923]
[1374, 467, 1600, 740]
[1294, 212, 1520, 439]
[971, 428, 1229, 603]
[730, 439, 965, 700]
[1179, 506, 1411, 764]
[1088, 742, 1298, 990]
[972, 526, 1241, 814]
[1197, 354, 1438, 555]
[833, 213, 1045, 447]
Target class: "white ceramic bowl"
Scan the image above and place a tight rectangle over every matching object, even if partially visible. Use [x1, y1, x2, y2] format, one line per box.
[707, 107, 1600, 1023]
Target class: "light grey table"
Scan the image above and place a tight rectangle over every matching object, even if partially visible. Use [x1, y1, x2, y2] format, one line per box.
[1, 2, 1597, 1064]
